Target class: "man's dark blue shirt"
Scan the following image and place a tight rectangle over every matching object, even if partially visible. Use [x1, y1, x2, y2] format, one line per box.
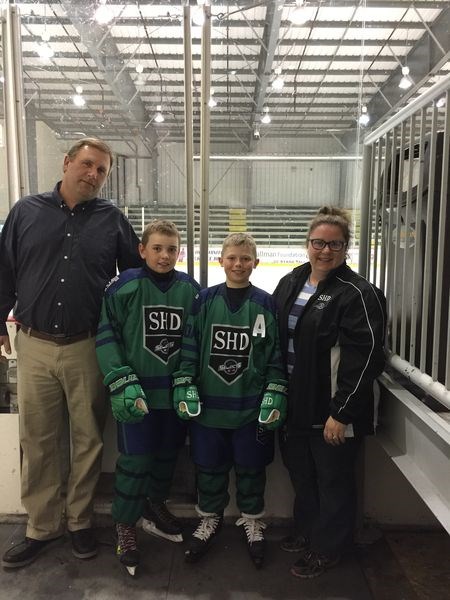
[0, 183, 141, 336]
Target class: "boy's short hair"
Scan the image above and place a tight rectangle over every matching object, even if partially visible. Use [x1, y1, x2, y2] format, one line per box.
[141, 219, 181, 247]
[221, 232, 257, 259]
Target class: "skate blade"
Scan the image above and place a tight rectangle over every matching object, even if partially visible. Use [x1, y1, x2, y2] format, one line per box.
[141, 519, 183, 543]
[125, 565, 137, 576]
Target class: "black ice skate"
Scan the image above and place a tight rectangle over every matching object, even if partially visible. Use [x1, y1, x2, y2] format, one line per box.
[236, 512, 267, 569]
[116, 523, 140, 576]
[184, 510, 223, 563]
[141, 500, 183, 543]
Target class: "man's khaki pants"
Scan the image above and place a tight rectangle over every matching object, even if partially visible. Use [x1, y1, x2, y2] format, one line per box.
[16, 329, 107, 540]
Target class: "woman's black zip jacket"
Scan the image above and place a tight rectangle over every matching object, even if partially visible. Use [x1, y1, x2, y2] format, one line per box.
[273, 261, 387, 437]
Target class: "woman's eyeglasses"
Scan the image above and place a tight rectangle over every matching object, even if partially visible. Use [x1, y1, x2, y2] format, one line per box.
[308, 238, 346, 252]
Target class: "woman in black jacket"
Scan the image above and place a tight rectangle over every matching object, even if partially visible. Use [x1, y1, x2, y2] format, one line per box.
[273, 206, 386, 579]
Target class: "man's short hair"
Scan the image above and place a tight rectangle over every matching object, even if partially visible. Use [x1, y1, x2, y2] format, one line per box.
[141, 219, 181, 247]
[221, 232, 257, 259]
[66, 137, 114, 172]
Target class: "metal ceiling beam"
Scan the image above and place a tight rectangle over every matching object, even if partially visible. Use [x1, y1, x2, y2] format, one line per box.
[366, 7, 450, 127]
[58, 0, 157, 150]
[21, 50, 402, 64]
[245, 0, 285, 148]
[22, 16, 435, 30]
[22, 65, 402, 78]
[19, 35, 414, 48]
[17, 0, 450, 7]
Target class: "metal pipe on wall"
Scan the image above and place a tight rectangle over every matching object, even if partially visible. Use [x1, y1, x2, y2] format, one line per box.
[358, 143, 373, 278]
[183, 5, 195, 278]
[199, 5, 211, 288]
[2, 4, 29, 205]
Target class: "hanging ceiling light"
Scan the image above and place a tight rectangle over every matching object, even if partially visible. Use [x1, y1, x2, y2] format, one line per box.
[261, 106, 271, 124]
[75, 85, 83, 95]
[399, 66, 413, 90]
[41, 29, 51, 42]
[208, 89, 217, 108]
[436, 96, 446, 108]
[135, 63, 144, 74]
[192, 8, 205, 26]
[73, 94, 86, 107]
[135, 76, 145, 86]
[94, 0, 113, 25]
[37, 43, 54, 60]
[358, 105, 370, 126]
[272, 67, 284, 91]
[290, 1, 309, 25]
[154, 105, 165, 123]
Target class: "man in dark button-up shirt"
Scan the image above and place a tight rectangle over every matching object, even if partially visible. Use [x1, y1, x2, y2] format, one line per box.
[0, 138, 142, 570]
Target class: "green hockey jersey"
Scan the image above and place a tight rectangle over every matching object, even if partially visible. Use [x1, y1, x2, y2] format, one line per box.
[96, 266, 200, 409]
[175, 283, 286, 428]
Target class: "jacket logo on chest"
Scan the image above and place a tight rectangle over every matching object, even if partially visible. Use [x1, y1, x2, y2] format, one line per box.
[143, 305, 184, 364]
[209, 324, 251, 384]
[314, 294, 332, 310]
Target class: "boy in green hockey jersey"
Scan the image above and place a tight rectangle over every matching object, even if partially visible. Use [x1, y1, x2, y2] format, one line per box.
[96, 220, 200, 575]
[173, 233, 287, 569]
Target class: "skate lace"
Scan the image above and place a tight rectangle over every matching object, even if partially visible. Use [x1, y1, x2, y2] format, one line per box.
[193, 516, 221, 541]
[116, 524, 137, 553]
[235, 517, 267, 543]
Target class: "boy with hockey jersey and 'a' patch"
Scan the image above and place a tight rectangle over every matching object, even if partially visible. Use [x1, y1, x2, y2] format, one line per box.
[96, 220, 200, 576]
[173, 233, 287, 569]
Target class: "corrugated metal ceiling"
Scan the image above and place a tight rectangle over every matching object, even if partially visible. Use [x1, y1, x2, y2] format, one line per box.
[1, 0, 449, 155]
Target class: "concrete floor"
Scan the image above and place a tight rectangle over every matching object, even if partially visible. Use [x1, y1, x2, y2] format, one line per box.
[0, 522, 373, 600]
[1, 522, 449, 600]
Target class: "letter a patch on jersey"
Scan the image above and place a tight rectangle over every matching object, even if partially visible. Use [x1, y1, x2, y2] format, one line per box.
[209, 324, 251, 384]
[143, 305, 184, 364]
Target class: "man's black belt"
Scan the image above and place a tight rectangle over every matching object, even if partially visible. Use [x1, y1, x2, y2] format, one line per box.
[20, 325, 94, 345]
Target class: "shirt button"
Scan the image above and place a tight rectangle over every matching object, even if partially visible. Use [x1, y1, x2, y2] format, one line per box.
[60, 278, 65, 282]
[57, 302, 62, 306]
[64, 255, 68, 259]
[71, 213, 74, 216]
[54, 325, 59, 329]
[67, 233, 71, 237]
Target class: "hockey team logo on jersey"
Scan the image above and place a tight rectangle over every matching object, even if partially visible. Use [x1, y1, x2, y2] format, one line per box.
[209, 324, 251, 384]
[143, 305, 184, 364]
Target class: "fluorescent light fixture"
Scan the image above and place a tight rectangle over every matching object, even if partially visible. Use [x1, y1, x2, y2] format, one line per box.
[399, 66, 412, 90]
[154, 105, 165, 123]
[73, 94, 86, 107]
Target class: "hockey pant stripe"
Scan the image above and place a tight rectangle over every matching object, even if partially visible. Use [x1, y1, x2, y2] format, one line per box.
[197, 464, 231, 515]
[235, 465, 266, 515]
[113, 451, 180, 523]
[197, 464, 266, 515]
